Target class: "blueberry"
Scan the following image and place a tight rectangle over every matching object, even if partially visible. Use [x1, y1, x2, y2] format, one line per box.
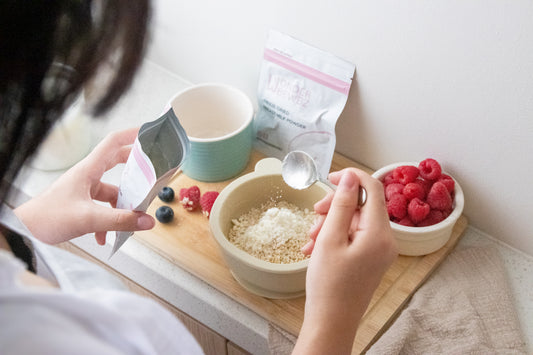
[156, 206, 174, 223]
[158, 187, 175, 202]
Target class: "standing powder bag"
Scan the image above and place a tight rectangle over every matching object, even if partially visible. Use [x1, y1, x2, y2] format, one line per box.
[254, 30, 356, 179]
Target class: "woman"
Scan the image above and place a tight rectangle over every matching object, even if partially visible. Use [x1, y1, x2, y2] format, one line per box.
[0, 1, 397, 354]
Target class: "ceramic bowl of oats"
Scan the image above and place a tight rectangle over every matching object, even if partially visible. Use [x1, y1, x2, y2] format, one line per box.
[209, 157, 330, 299]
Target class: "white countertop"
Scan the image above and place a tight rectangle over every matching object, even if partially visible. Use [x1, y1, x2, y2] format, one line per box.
[13, 60, 532, 354]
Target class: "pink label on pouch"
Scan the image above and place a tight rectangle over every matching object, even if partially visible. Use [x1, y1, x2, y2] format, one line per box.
[264, 48, 351, 96]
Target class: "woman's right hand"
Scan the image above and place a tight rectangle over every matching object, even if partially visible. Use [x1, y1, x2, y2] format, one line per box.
[294, 168, 398, 355]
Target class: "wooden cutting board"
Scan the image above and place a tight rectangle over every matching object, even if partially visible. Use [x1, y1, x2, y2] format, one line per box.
[134, 150, 468, 354]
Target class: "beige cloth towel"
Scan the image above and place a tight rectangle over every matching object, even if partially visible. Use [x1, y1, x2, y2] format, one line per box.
[268, 246, 527, 354]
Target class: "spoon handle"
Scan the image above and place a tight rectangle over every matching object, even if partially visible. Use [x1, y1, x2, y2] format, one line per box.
[321, 179, 367, 207]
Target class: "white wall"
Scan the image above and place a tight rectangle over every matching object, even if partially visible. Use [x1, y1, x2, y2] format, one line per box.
[146, 0, 533, 255]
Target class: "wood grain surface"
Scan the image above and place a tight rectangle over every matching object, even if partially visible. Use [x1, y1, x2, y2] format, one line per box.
[134, 150, 468, 354]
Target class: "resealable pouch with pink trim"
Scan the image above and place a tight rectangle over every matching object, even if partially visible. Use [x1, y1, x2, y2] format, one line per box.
[253, 30, 355, 179]
[111, 109, 190, 257]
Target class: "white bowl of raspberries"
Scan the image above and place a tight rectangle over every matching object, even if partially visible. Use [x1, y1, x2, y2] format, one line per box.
[372, 158, 464, 256]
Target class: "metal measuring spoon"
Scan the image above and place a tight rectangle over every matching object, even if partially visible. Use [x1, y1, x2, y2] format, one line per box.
[281, 150, 367, 206]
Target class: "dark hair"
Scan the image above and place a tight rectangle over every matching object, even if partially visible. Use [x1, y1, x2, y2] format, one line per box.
[0, 0, 151, 204]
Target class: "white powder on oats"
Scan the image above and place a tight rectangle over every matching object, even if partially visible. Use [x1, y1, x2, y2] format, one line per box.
[228, 201, 314, 264]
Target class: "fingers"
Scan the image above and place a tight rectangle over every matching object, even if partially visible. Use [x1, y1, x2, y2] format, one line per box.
[307, 167, 386, 254]
[95, 231, 107, 245]
[89, 205, 155, 234]
[314, 191, 334, 215]
[308, 214, 326, 241]
[304, 213, 326, 254]
[105, 145, 133, 170]
[93, 127, 139, 155]
[330, 168, 386, 218]
[91, 182, 119, 207]
[84, 128, 138, 172]
[319, 170, 361, 245]
[301, 238, 315, 255]
[330, 168, 395, 258]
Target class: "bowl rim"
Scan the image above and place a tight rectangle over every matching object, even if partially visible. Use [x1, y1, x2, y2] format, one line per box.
[372, 161, 465, 234]
[209, 168, 324, 273]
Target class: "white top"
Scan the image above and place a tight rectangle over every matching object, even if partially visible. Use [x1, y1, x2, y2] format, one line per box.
[0, 206, 204, 355]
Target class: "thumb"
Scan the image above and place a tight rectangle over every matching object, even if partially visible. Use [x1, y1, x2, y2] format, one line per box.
[320, 170, 360, 243]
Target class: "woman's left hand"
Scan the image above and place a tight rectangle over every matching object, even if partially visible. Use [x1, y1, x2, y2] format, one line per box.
[15, 128, 155, 245]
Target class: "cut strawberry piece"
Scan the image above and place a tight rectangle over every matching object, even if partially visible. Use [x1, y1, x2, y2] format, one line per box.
[403, 182, 426, 201]
[419, 158, 442, 181]
[385, 183, 404, 200]
[387, 193, 408, 219]
[427, 181, 453, 211]
[179, 186, 201, 211]
[392, 165, 420, 185]
[200, 191, 219, 218]
[407, 198, 430, 224]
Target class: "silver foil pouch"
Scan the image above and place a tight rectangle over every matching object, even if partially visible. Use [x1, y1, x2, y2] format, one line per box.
[110, 108, 189, 257]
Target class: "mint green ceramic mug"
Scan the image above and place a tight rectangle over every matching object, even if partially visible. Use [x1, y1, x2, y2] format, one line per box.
[168, 83, 254, 182]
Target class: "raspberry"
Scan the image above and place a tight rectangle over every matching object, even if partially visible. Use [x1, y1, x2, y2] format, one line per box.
[407, 198, 430, 223]
[385, 183, 404, 200]
[200, 191, 219, 218]
[380, 158, 458, 229]
[417, 209, 446, 227]
[442, 207, 453, 219]
[438, 174, 455, 194]
[427, 181, 453, 211]
[403, 182, 425, 201]
[179, 186, 201, 211]
[392, 165, 420, 185]
[398, 217, 415, 227]
[383, 172, 397, 186]
[414, 178, 432, 196]
[418, 158, 442, 181]
[387, 193, 407, 219]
